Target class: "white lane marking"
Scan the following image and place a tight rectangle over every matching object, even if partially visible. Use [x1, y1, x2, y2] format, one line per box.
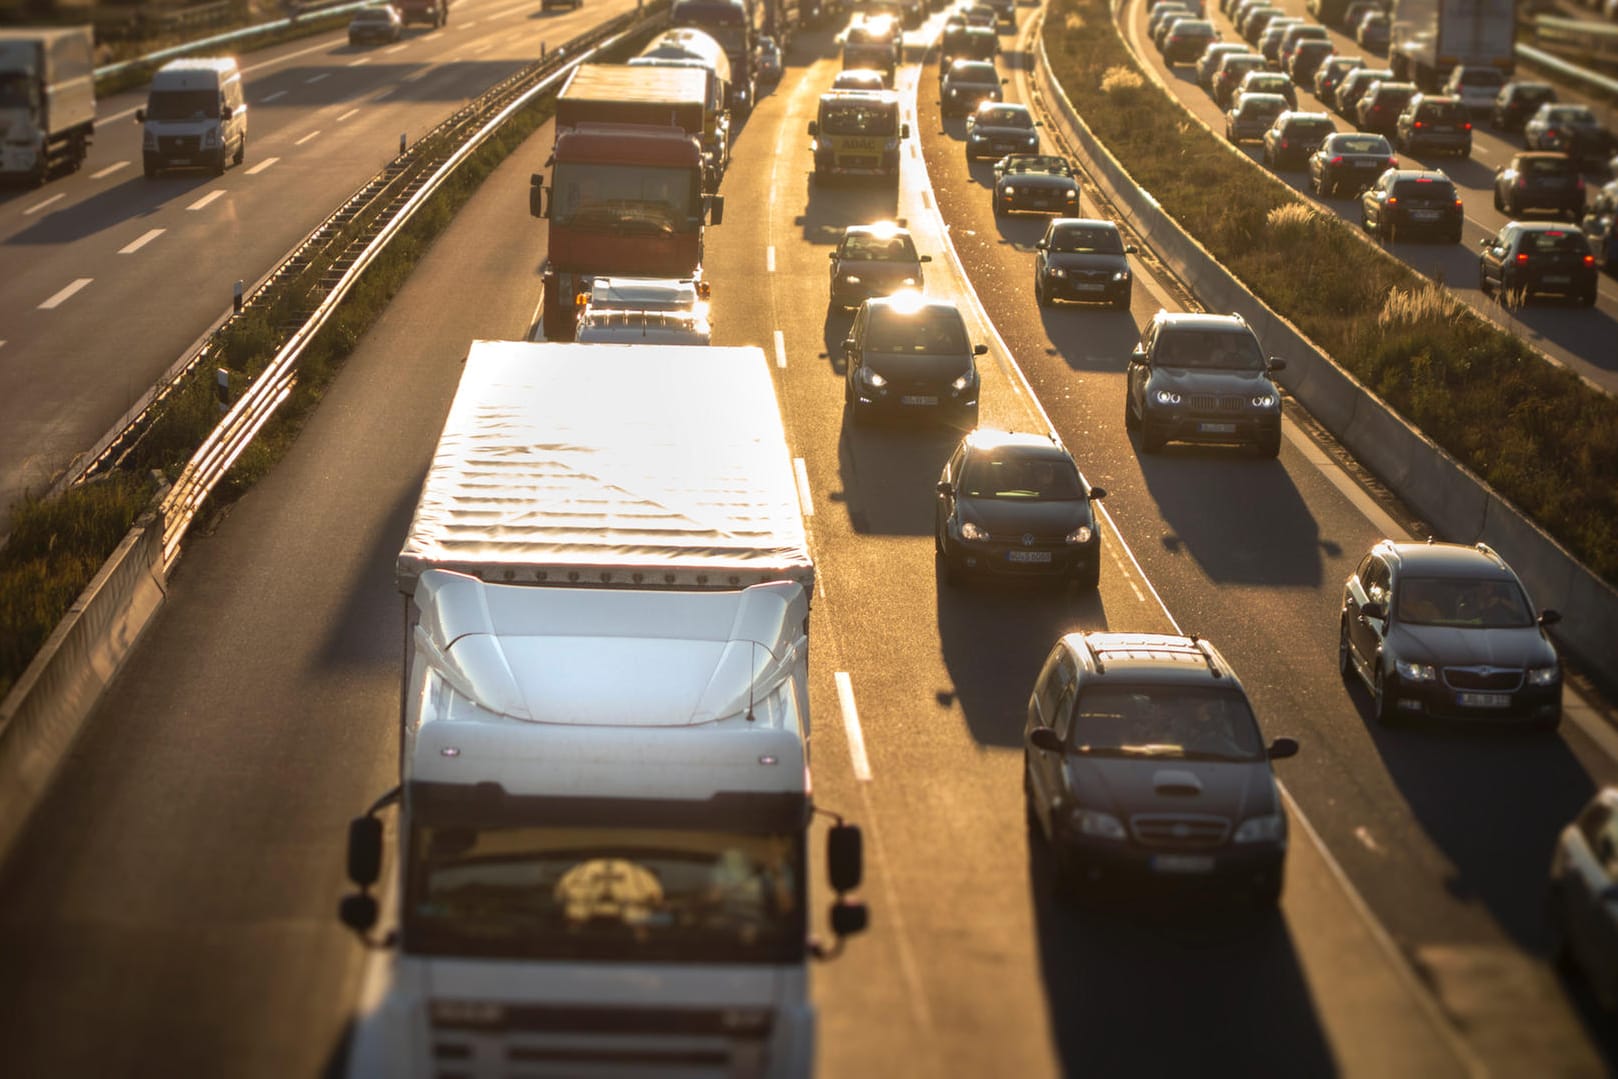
[383, 43, 410, 54]
[922, 188, 932, 209]
[295, 129, 322, 146]
[337, 108, 361, 122]
[260, 90, 287, 103]
[773, 329, 788, 369]
[38, 278, 92, 310]
[91, 161, 129, 180]
[187, 190, 225, 211]
[1354, 825, 1383, 854]
[245, 156, 280, 176]
[118, 228, 164, 254]
[403, 66, 432, 82]
[833, 672, 873, 781]
[305, 72, 330, 84]
[348, 57, 372, 67]
[23, 193, 64, 216]
[466, 39, 498, 55]
[0, 340, 7, 351]
[767, 245, 776, 272]
[793, 457, 815, 517]
[487, 0, 530, 17]
[459, 18, 479, 27]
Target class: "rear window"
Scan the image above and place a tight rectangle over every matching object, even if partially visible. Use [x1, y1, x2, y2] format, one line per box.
[1520, 229, 1592, 255]
[1286, 118, 1336, 139]
[950, 62, 998, 82]
[1330, 134, 1391, 154]
[1549, 105, 1597, 125]
[1241, 96, 1286, 117]
[1523, 156, 1575, 176]
[1415, 100, 1467, 121]
[1391, 177, 1456, 199]
[1456, 68, 1504, 88]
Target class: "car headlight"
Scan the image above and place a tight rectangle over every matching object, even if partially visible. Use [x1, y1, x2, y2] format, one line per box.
[951, 373, 973, 391]
[1003, 186, 1016, 195]
[1046, 266, 1066, 277]
[1250, 393, 1277, 408]
[1395, 660, 1437, 682]
[1527, 665, 1560, 686]
[959, 520, 987, 541]
[202, 129, 221, 148]
[842, 274, 862, 284]
[948, 88, 959, 97]
[900, 277, 917, 286]
[1112, 270, 1131, 282]
[1070, 807, 1127, 840]
[861, 367, 886, 387]
[1154, 389, 1182, 405]
[969, 131, 987, 140]
[1233, 814, 1286, 844]
[1065, 189, 1078, 199]
[1025, 135, 1038, 145]
[1065, 524, 1094, 544]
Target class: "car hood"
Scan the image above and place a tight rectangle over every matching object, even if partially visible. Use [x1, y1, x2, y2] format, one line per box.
[957, 496, 1090, 536]
[863, 352, 973, 378]
[1047, 251, 1128, 273]
[1148, 366, 1275, 393]
[835, 259, 922, 278]
[1386, 623, 1556, 669]
[1064, 755, 1275, 821]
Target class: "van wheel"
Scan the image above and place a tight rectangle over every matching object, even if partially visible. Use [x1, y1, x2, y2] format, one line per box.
[234, 137, 245, 167]
[212, 151, 226, 177]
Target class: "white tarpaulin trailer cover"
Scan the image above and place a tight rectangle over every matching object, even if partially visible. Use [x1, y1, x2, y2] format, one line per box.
[396, 341, 813, 596]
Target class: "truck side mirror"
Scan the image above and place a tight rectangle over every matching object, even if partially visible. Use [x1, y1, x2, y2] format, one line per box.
[529, 177, 547, 219]
[807, 120, 819, 137]
[338, 892, 379, 933]
[135, 108, 146, 123]
[347, 815, 383, 887]
[830, 897, 869, 938]
[827, 822, 863, 892]
[708, 195, 724, 225]
[901, 122, 911, 139]
[843, 337, 857, 357]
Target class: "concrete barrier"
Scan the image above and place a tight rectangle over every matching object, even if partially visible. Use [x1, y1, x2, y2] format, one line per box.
[1032, 28, 1618, 677]
[0, 505, 167, 865]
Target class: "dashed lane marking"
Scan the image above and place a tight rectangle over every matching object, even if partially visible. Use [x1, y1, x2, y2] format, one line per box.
[793, 456, 814, 517]
[38, 278, 92, 310]
[305, 72, 330, 84]
[834, 672, 873, 781]
[91, 161, 128, 180]
[295, 129, 322, 146]
[187, 190, 225, 211]
[338, 108, 361, 122]
[118, 228, 164, 254]
[23, 193, 63, 216]
[774, 328, 787, 369]
[260, 90, 287, 103]
[767, 245, 776, 272]
[246, 157, 280, 176]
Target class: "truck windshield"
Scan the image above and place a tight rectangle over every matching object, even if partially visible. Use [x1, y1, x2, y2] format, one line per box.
[404, 824, 805, 964]
[0, 72, 37, 109]
[146, 89, 220, 121]
[671, 0, 748, 56]
[820, 103, 898, 136]
[551, 164, 700, 234]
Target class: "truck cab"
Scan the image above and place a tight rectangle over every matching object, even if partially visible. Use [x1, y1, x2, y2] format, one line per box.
[808, 89, 908, 185]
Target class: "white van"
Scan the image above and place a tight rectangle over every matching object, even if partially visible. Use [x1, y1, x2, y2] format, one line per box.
[136, 57, 246, 178]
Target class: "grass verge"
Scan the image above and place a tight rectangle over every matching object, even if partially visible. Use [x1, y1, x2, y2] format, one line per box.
[1045, 0, 1618, 585]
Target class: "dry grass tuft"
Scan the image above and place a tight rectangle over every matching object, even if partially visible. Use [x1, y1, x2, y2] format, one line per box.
[1378, 282, 1463, 331]
[1099, 65, 1144, 94]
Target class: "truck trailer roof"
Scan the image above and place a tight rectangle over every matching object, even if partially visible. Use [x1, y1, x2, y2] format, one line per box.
[397, 341, 812, 595]
[558, 63, 709, 111]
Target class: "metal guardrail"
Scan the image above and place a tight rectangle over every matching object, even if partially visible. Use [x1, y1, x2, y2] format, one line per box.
[74, 8, 663, 566]
[1519, 42, 1618, 99]
[93, 1, 374, 82]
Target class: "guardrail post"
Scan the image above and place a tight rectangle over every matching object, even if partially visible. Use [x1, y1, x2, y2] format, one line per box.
[399, 131, 407, 157]
[541, 41, 547, 60]
[233, 279, 244, 314]
[215, 369, 230, 413]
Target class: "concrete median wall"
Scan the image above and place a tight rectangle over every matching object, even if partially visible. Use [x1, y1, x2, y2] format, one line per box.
[1032, 32, 1618, 677]
[0, 508, 167, 865]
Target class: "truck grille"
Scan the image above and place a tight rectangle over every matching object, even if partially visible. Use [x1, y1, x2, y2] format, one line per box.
[1130, 814, 1230, 849]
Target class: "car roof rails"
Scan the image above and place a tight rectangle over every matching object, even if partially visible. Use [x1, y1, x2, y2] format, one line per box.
[1186, 633, 1224, 678]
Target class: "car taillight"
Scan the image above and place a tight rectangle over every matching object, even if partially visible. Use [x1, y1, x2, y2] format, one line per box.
[1330, 155, 1344, 165]
[1516, 177, 1527, 188]
[1282, 138, 1290, 148]
[1413, 120, 1423, 128]
[1387, 157, 1398, 168]
[1585, 255, 1596, 266]
[1577, 177, 1586, 190]
[1515, 253, 1529, 263]
[1454, 198, 1463, 208]
[1463, 121, 1472, 130]
[1386, 196, 1398, 205]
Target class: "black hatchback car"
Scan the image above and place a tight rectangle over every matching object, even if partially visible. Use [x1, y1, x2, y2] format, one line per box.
[934, 429, 1107, 589]
[1360, 168, 1463, 243]
[843, 295, 984, 427]
[1478, 222, 1600, 306]
[1024, 632, 1299, 907]
[1034, 217, 1136, 309]
[1339, 540, 1563, 730]
[1124, 311, 1286, 456]
[1493, 152, 1586, 220]
[1308, 131, 1396, 197]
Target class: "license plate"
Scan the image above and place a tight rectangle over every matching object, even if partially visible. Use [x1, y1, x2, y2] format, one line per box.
[1412, 210, 1440, 220]
[1458, 692, 1510, 708]
[1007, 550, 1052, 563]
[1198, 422, 1237, 434]
[1543, 275, 1570, 284]
[1152, 854, 1215, 874]
[170, 157, 190, 165]
[900, 395, 938, 406]
[1074, 283, 1105, 292]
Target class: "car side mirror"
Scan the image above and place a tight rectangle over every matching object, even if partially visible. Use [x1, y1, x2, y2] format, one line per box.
[1036, 239, 1048, 250]
[1540, 609, 1563, 626]
[708, 195, 724, 226]
[1125, 244, 1138, 254]
[134, 107, 146, 123]
[973, 344, 988, 355]
[901, 122, 911, 139]
[807, 120, 819, 137]
[529, 176, 547, 219]
[347, 815, 383, 887]
[1028, 726, 1065, 754]
[843, 337, 857, 356]
[920, 254, 932, 262]
[827, 822, 863, 892]
[937, 479, 953, 495]
[1035, 120, 1044, 127]
[1267, 736, 1300, 760]
[1131, 347, 1148, 365]
[1361, 600, 1387, 621]
[1000, 78, 1009, 84]
[1088, 486, 1107, 500]
[1267, 357, 1287, 372]
[829, 251, 838, 259]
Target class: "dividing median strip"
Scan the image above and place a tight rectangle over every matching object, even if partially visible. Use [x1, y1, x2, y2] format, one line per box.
[118, 228, 164, 254]
[833, 672, 873, 781]
[245, 157, 280, 176]
[91, 161, 128, 180]
[38, 278, 91, 310]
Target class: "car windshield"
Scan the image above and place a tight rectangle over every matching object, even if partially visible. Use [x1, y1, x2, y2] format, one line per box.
[1330, 134, 1389, 154]
[867, 309, 969, 353]
[1394, 577, 1534, 628]
[960, 451, 1083, 500]
[1070, 686, 1266, 762]
[820, 102, 898, 135]
[1549, 106, 1597, 125]
[550, 164, 700, 234]
[404, 823, 803, 964]
[1005, 155, 1070, 175]
[950, 62, 998, 84]
[1049, 225, 1124, 254]
[841, 232, 918, 261]
[1155, 328, 1265, 369]
[145, 89, 219, 121]
[978, 107, 1032, 127]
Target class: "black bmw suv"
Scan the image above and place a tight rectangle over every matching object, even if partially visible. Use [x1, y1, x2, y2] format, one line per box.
[1124, 311, 1286, 457]
[1339, 540, 1563, 730]
[1024, 631, 1299, 907]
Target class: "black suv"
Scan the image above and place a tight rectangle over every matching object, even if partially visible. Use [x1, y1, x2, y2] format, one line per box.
[1124, 311, 1286, 456]
[1339, 540, 1563, 730]
[1493, 151, 1586, 220]
[1360, 168, 1463, 244]
[1024, 632, 1299, 907]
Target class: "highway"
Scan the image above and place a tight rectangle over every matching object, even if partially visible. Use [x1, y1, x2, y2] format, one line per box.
[1126, 0, 1618, 394]
[0, 5, 1616, 1077]
[0, 0, 637, 523]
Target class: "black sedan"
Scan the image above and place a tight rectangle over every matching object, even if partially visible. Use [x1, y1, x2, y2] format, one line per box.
[348, 4, 403, 44]
[965, 102, 1040, 162]
[934, 429, 1107, 588]
[1478, 222, 1600, 306]
[1549, 788, 1618, 1013]
[1034, 217, 1136, 309]
[1339, 540, 1563, 730]
[993, 154, 1081, 215]
[1360, 168, 1462, 243]
[827, 222, 931, 310]
[940, 60, 1005, 118]
[1308, 131, 1395, 197]
[843, 294, 984, 427]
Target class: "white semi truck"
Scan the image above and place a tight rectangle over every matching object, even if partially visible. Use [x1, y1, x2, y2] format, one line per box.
[0, 26, 95, 184]
[339, 341, 866, 1079]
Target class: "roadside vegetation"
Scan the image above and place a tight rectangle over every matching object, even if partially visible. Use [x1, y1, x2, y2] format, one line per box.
[1045, 0, 1618, 587]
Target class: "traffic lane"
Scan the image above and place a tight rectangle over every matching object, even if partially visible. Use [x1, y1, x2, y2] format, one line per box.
[0, 108, 557, 1079]
[935, 25, 1616, 1069]
[1131, 6, 1618, 391]
[745, 35, 1441, 1078]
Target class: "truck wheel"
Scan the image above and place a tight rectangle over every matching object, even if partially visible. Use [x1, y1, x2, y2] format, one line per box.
[541, 292, 569, 341]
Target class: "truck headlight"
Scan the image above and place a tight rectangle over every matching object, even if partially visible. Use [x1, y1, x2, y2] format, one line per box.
[1233, 814, 1285, 844]
[1154, 389, 1181, 405]
[959, 520, 987, 541]
[1065, 524, 1093, 544]
[1527, 665, 1560, 686]
[1395, 660, 1437, 682]
[1071, 808, 1126, 840]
